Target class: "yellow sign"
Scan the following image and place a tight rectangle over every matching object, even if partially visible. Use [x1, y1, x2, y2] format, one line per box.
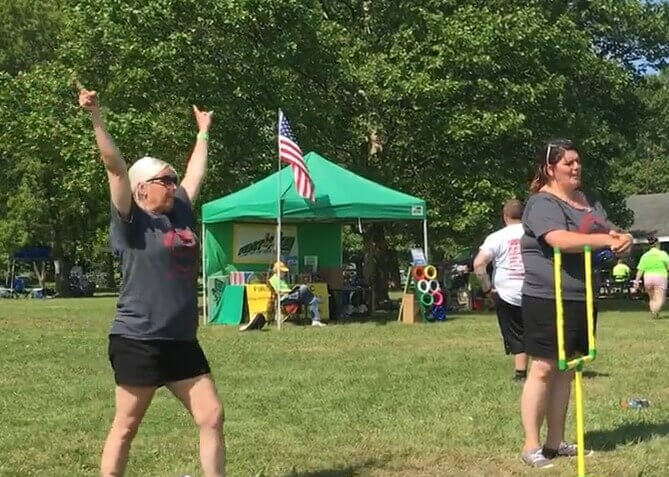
[246, 282, 330, 321]
[245, 284, 273, 317]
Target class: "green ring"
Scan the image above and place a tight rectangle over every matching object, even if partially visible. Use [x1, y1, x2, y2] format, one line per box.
[420, 293, 434, 307]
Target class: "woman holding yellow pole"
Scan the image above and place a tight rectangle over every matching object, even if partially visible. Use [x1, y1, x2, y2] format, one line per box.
[519, 139, 633, 468]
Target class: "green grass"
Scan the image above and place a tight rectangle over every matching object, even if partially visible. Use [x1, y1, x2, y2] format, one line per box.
[1, 298, 668, 476]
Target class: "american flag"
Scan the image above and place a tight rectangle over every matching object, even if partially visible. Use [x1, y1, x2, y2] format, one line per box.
[278, 110, 314, 201]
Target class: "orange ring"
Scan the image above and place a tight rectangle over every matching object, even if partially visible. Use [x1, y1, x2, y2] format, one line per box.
[412, 266, 426, 281]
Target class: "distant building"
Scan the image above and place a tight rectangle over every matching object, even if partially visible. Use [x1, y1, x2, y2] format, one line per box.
[626, 193, 669, 244]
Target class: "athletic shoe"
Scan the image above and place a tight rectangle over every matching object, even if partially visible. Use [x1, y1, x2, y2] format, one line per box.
[520, 447, 554, 469]
[555, 441, 594, 458]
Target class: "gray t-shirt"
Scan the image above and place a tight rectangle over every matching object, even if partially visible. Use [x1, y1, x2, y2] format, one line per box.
[109, 187, 199, 340]
[521, 192, 613, 301]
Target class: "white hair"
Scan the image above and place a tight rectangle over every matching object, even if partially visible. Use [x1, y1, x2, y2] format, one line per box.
[127, 156, 177, 192]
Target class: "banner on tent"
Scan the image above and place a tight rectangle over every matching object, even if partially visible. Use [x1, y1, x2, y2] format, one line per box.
[232, 224, 298, 263]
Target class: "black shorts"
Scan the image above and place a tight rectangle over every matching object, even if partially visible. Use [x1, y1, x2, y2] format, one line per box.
[494, 296, 524, 355]
[522, 295, 597, 360]
[108, 335, 211, 387]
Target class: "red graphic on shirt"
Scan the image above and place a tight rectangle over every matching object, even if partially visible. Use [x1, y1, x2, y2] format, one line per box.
[578, 213, 610, 234]
[507, 238, 524, 278]
[163, 227, 198, 278]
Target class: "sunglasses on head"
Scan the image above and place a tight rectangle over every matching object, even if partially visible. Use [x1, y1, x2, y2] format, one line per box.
[147, 175, 178, 186]
[545, 144, 554, 167]
[544, 140, 574, 167]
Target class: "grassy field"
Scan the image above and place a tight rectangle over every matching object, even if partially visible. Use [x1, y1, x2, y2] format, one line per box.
[1, 298, 668, 477]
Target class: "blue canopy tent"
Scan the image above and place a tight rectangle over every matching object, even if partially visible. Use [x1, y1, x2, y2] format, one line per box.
[3, 246, 51, 297]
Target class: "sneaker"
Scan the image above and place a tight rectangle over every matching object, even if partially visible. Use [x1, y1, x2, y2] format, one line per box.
[554, 441, 594, 457]
[311, 321, 327, 327]
[520, 447, 554, 469]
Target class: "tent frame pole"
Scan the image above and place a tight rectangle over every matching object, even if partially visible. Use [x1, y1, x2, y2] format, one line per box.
[276, 109, 283, 330]
[423, 219, 429, 263]
[202, 222, 208, 325]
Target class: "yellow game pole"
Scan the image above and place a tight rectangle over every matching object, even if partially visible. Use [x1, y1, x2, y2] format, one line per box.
[584, 247, 596, 359]
[554, 246, 596, 477]
[553, 248, 567, 370]
[574, 363, 586, 477]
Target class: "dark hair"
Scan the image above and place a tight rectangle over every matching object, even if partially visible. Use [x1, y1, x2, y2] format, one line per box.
[502, 199, 524, 220]
[530, 139, 581, 193]
[647, 235, 658, 246]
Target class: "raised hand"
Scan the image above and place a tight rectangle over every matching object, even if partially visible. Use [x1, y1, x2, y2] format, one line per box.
[78, 88, 100, 112]
[192, 105, 213, 132]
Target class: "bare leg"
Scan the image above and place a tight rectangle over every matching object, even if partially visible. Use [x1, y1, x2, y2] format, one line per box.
[545, 368, 574, 449]
[168, 374, 225, 477]
[514, 352, 528, 372]
[648, 286, 666, 316]
[521, 358, 555, 451]
[100, 385, 156, 477]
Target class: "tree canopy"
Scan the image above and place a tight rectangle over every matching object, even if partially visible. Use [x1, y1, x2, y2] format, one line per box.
[0, 0, 667, 292]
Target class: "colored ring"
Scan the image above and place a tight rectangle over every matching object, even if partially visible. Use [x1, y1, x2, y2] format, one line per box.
[432, 290, 444, 306]
[412, 266, 425, 281]
[428, 280, 440, 293]
[420, 292, 434, 306]
[431, 305, 446, 321]
[424, 265, 437, 280]
[417, 280, 430, 294]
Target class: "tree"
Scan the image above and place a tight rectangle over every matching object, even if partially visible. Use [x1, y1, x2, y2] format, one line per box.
[1, 0, 667, 300]
[611, 68, 669, 197]
[0, 0, 64, 75]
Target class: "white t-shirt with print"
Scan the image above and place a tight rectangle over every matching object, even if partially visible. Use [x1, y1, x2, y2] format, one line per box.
[479, 223, 525, 307]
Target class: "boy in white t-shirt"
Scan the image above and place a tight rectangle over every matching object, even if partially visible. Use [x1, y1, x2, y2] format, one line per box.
[473, 199, 527, 381]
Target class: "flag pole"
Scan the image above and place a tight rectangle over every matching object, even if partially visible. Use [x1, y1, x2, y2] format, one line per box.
[276, 109, 283, 330]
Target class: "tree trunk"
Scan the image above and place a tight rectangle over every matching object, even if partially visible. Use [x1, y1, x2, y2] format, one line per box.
[104, 253, 116, 290]
[53, 239, 71, 297]
[362, 223, 391, 306]
[32, 262, 46, 288]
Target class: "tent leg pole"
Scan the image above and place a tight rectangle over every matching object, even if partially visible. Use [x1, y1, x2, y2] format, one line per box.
[423, 219, 429, 263]
[202, 223, 208, 326]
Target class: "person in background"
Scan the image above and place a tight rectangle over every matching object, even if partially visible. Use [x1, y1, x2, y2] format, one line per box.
[631, 235, 669, 319]
[612, 259, 631, 283]
[269, 261, 326, 327]
[473, 199, 528, 382]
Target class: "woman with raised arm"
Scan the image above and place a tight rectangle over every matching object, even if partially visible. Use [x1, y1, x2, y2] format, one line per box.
[79, 87, 224, 477]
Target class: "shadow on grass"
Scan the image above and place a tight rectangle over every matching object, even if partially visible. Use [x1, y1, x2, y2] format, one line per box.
[274, 458, 381, 476]
[586, 421, 669, 451]
[582, 370, 612, 379]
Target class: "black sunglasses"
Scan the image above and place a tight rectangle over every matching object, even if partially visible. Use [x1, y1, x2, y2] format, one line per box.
[147, 175, 178, 186]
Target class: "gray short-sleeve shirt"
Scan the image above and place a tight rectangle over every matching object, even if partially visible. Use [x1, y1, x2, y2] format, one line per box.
[521, 192, 613, 301]
[109, 187, 199, 340]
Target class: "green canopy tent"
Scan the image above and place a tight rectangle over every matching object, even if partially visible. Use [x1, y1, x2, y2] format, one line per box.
[200, 151, 428, 324]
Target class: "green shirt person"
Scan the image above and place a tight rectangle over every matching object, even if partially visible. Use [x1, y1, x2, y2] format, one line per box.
[611, 260, 631, 281]
[631, 236, 669, 319]
[636, 247, 669, 279]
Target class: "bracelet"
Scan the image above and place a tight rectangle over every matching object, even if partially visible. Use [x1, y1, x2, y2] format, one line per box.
[197, 131, 209, 141]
